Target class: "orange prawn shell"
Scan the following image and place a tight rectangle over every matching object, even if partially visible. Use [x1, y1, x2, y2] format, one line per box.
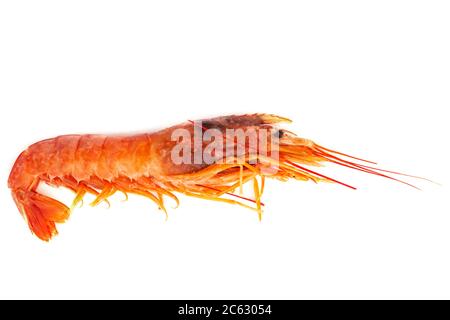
[9, 134, 157, 189]
[9, 113, 419, 241]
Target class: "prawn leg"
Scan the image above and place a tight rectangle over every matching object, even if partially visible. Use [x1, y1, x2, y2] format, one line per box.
[90, 184, 116, 207]
[71, 188, 86, 210]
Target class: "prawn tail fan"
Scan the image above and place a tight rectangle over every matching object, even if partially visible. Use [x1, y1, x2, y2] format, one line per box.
[11, 189, 70, 241]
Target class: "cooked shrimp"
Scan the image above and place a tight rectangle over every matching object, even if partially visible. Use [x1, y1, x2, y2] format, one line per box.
[8, 114, 429, 241]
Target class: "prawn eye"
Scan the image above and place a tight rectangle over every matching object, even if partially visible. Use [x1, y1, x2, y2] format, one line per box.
[275, 129, 285, 138]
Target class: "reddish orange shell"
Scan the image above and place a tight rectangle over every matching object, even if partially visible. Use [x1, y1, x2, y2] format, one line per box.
[8, 114, 424, 241]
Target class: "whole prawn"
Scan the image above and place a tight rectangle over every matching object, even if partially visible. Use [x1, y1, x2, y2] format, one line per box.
[8, 114, 428, 241]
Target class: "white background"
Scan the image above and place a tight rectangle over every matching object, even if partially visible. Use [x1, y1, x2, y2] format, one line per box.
[0, 1, 449, 299]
